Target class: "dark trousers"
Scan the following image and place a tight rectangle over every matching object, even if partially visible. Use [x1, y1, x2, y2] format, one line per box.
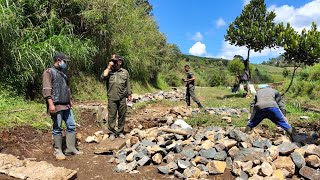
[107, 98, 127, 133]
[186, 86, 200, 106]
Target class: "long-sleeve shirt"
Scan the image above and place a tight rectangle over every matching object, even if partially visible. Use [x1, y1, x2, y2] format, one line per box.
[101, 68, 132, 101]
[251, 87, 285, 112]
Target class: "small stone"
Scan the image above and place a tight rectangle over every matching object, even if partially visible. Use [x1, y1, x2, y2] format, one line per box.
[193, 156, 209, 165]
[278, 142, 297, 155]
[85, 136, 97, 143]
[174, 170, 185, 179]
[141, 140, 155, 147]
[229, 129, 247, 142]
[247, 165, 261, 177]
[305, 144, 320, 157]
[181, 149, 198, 159]
[199, 171, 209, 179]
[305, 154, 320, 168]
[241, 161, 253, 172]
[167, 161, 178, 172]
[177, 159, 191, 169]
[291, 152, 306, 169]
[294, 148, 306, 156]
[260, 161, 273, 176]
[199, 148, 216, 159]
[228, 146, 239, 158]
[226, 157, 233, 169]
[207, 160, 226, 174]
[299, 166, 320, 180]
[137, 156, 150, 166]
[214, 143, 226, 151]
[252, 139, 264, 148]
[249, 174, 264, 180]
[273, 156, 295, 177]
[166, 143, 177, 151]
[214, 150, 227, 161]
[202, 140, 214, 150]
[158, 166, 170, 174]
[147, 145, 166, 155]
[126, 151, 138, 162]
[267, 146, 279, 161]
[239, 171, 249, 180]
[115, 162, 127, 172]
[183, 167, 201, 178]
[126, 161, 138, 172]
[197, 164, 209, 172]
[272, 169, 285, 180]
[152, 153, 163, 164]
[217, 139, 237, 149]
[222, 116, 232, 123]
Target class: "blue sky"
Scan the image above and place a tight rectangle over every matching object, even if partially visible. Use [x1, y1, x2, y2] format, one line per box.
[149, 0, 320, 64]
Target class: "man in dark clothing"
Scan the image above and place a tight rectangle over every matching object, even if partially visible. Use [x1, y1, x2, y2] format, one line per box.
[182, 65, 203, 109]
[101, 54, 132, 140]
[42, 52, 83, 160]
[245, 84, 297, 141]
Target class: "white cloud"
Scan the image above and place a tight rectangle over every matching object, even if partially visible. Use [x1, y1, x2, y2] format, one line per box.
[216, 18, 226, 28]
[243, 0, 250, 7]
[191, 32, 203, 42]
[189, 42, 207, 56]
[268, 0, 320, 32]
[217, 41, 284, 60]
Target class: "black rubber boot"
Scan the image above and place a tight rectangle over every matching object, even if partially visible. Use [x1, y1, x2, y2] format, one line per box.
[53, 135, 66, 160]
[197, 102, 203, 109]
[244, 126, 252, 134]
[65, 133, 83, 155]
[286, 127, 299, 142]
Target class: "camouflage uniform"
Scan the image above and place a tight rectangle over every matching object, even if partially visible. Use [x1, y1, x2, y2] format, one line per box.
[101, 68, 132, 133]
[185, 71, 202, 108]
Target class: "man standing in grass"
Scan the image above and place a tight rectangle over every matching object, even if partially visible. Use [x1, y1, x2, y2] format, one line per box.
[245, 84, 298, 141]
[101, 54, 132, 141]
[183, 65, 203, 109]
[42, 52, 83, 160]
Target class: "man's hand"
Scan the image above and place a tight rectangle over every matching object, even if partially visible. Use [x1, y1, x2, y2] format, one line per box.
[108, 61, 114, 69]
[127, 95, 132, 102]
[49, 104, 56, 114]
[70, 100, 74, 109]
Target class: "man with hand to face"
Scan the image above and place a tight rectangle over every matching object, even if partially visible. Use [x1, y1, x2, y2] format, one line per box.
[42, 52, 83, 160]
[101, 54, 132, 141]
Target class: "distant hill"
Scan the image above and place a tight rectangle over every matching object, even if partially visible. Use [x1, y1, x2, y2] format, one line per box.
[176, 54, 285, 86]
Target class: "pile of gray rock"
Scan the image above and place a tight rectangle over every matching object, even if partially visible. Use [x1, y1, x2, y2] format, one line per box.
[108, 123, 320, 179]
[131, 89, 185, 103]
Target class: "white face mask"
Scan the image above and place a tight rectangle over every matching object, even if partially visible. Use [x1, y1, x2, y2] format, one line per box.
[59, 60, 67, 69]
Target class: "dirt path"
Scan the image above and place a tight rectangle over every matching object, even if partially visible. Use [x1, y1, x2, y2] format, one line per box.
[0, 105, 180, 180]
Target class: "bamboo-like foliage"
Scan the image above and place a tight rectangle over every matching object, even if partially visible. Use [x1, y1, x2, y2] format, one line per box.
[0, 0, 180, 97]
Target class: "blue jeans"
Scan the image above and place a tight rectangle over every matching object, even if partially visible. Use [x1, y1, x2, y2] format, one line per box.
[248, 107, 291, 130]
[51, 109, 76, 135]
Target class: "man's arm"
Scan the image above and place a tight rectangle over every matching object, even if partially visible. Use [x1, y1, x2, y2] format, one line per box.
[250, 94, 257, 114]
[100, 61, 114, 80]
[42, 70, 56, 114]
[127, 71, 132, 101]
[275, 91, 286, 115]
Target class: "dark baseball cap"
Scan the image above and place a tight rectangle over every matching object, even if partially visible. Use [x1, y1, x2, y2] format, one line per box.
[53, 52, 71, 61]
[111, 54, 123, 61]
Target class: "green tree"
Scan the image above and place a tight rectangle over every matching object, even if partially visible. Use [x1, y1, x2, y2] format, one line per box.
[278, 22, 320, 94]
[228, 57, 245, 77]
[225, 0, 279, 79]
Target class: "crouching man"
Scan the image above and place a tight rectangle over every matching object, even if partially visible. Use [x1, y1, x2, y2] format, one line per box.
[245, 84, 298, 141]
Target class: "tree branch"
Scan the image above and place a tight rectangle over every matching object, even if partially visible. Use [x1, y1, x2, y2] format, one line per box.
[281, 63, 301, 96]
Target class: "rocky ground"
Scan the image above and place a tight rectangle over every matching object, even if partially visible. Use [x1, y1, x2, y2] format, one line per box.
[0, 89, 319, 180]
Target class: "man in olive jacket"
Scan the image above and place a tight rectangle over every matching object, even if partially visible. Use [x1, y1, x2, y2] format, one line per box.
[101, 54, 132, 140]
[183, 65, 203, 109]
[42, 52, 83, 160]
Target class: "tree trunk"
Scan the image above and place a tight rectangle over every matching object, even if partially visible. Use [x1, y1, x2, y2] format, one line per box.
[282, 63, 301, 96]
